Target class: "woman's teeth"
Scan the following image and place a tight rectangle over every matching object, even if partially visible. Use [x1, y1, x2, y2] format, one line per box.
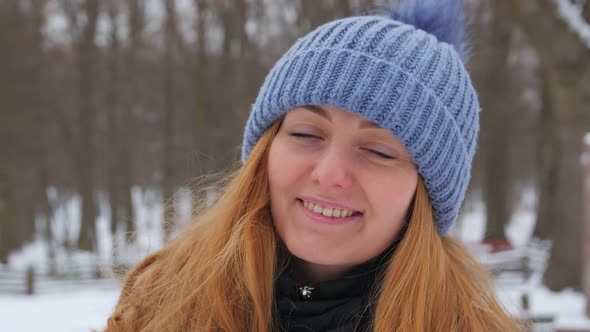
[302, 200, 356, 218]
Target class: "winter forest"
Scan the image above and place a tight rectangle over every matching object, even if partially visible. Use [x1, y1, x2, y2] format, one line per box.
[1, 0, 590, 330]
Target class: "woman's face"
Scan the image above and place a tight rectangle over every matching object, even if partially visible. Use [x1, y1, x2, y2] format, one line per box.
[267, 105, 418, 278]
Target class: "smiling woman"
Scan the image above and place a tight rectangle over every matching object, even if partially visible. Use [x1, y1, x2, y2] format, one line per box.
[268, 106, 418, 282]
[105, 0, 524, 331]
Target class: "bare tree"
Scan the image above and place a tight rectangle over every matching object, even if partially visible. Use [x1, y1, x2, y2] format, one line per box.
[497, 0, 590, 290]
[119, 0, 144, 243]
[473, 0, 517, 243]
[0, 0, 49, 262]
[105, 0, 124, 249]
[30, 0, 55, 271]
[62, 0, 101, 251]
[192, 0, 210, 170]
[161, 0, 185, 238]
[0, 172, 10, 264]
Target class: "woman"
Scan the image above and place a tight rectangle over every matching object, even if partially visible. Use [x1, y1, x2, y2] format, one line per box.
[106, 0, 523, 331]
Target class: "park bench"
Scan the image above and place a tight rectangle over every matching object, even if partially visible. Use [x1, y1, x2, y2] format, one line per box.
[471, 238, 554, 331]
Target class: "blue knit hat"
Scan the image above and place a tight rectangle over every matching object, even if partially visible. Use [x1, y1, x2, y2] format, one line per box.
[241, 0, 479, 236]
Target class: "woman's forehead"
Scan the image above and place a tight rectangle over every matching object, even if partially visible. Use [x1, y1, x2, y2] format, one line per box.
[286, 105, 382, 129]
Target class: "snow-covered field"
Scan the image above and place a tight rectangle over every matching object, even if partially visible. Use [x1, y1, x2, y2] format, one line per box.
[0, 283, 120, 332]
[1, 187, 589, 331]
[498, 286, 590, 331]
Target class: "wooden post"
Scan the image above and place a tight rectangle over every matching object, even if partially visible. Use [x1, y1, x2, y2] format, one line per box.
[583, 133, 590, 317]
[521, 255, 530, 312]
[26, 266, 34, 295]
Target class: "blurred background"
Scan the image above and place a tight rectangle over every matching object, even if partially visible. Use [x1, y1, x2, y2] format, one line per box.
[0, 0, 589, 331]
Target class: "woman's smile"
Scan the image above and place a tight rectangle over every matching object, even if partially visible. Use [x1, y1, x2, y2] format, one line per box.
[296, 198, 363, 225]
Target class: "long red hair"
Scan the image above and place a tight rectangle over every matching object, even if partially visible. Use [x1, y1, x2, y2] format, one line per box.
[105, 119, 522, 331]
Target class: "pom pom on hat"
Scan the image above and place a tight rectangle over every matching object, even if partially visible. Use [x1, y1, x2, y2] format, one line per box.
[388, 0, 470, 63]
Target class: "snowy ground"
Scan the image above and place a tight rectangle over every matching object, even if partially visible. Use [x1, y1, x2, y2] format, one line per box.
[0, 283, 120, 332]
[1, 187, 589, 331]
[498, 286, 590, 331]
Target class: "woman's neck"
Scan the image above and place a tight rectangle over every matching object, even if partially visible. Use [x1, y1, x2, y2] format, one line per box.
[291, 258, 356, 284]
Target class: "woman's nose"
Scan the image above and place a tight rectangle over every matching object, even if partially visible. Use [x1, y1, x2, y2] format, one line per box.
[310, 146, 353, 190]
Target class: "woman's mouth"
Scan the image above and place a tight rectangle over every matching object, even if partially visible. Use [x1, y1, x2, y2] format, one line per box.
[296, 198, 362, 224]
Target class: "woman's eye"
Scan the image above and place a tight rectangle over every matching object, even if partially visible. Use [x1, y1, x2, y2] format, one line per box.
[289, 132, 319, 139]
[364, 148, 394, 160]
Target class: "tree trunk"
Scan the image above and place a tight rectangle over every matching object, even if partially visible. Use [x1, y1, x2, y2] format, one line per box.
[123, 0, 143, 243]
[76, 0, 100, 252]
[162, 0, 177, 239]
[541, 68, 585, 289]
[193, 0, 209, 170]
[31, 0, 54, 272]
[474, 0, 514, 241]
[0, 173, 10, 264]
[39, 168, 56, 275]
[582, 138, 590, 316]
[533, 76, 561, 239]
[106, 1, 122, 248]
[0, 1, 45, 260]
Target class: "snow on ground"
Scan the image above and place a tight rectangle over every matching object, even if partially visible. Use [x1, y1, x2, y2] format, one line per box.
[0, 283, 120, 332]
[497, 285, 590, 330]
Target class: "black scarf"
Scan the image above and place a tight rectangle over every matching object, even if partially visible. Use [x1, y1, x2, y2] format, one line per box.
[273, 249, 394, 332]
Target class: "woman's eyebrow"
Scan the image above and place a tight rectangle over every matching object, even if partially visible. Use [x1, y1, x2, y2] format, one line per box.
[300, 105, 330, 120]
[300, 105, 382, 129]
[359, 119, 382, 129]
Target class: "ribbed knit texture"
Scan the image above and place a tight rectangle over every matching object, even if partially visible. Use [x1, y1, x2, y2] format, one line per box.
[241, 16, 480, 236]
